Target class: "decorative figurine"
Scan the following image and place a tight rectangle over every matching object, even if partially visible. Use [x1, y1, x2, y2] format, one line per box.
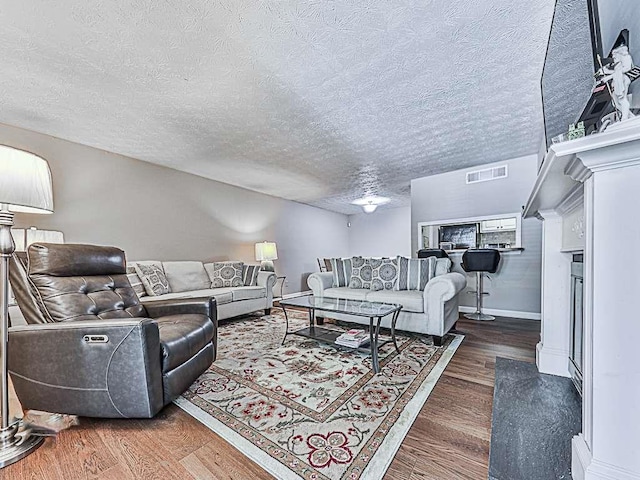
[596, 44, 636, 123]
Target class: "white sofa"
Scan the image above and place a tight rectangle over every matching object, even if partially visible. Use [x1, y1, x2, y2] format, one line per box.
[128, 261, 276, 321]
[307, 269, 466, 344]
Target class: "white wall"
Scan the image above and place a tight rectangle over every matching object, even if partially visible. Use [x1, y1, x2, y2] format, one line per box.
[598, 0, 640, 99]
[0, 123, 349, 295]
[598, 1, 640, 55]
[347, 206, 411, 257]
[411, 154, 542, 316]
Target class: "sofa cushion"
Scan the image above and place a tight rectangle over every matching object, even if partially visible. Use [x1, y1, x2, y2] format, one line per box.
[231, 286, 267, 301]
[366, 290, 424, 313]
[242, 264, 261, 286]
[329, 257, 354, 287]
[141, 288, 235, 305]
[134, 263, 171, 296]
[395, 256, 436, 291]
[162, 261, 210, 293]
[204, 262, 244, 288]
[156, 314, 214, 372]
[435, 258, 452, 277]
[323, 286, 369, 301]
[349, 257, 372, 289]
[369, 258, 398, 291]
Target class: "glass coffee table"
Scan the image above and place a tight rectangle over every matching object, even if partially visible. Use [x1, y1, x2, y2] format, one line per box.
[279, 295, 402, 374]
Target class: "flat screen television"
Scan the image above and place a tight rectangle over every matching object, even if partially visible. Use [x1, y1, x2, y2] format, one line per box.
[542, 0, 640, 149]
[541, 0, 602, 148]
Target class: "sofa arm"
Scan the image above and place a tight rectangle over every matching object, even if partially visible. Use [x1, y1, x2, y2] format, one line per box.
[257, 271, 277, 290]
[423, 272, 467, 336]
[144, 297, 217, 324]
[257, 271, 277, 307]
[307, 272, 334, 296]
[424, 273, 466, 302]
[8, 318, 164, 418]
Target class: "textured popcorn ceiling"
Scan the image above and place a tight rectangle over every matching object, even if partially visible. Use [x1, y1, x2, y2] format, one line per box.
[0, 1, 555, 214]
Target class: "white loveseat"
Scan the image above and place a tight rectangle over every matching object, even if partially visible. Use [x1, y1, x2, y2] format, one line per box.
[307, 261, 466, 344]
[128, 261, 276, 321]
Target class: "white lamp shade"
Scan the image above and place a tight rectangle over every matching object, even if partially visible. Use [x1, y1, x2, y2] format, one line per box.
[0, 145, 53, 214]
[26, 228, 64, 246]
[10, 228, 64, 251]
[11, 229, 26, 251]
[255, 242, 278, 261]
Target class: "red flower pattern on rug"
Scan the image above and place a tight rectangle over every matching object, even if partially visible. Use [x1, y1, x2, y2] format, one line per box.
[243, 399, 277, 421]
[307, 431, 354, 468]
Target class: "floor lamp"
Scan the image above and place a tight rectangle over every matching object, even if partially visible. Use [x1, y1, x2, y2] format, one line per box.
[0, 146, 54, 467]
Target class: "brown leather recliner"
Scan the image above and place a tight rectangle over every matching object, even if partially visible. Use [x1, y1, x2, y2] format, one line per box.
[8, 243, 217, 418]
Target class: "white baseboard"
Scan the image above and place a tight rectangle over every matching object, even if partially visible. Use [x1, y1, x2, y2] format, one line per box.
[536, 342, 570, 377]
[572, 433, 640, 480]
[573, 434, 592, 480]
[587, 462, 640, 480]
[277, 290, 311, 301]
[458, 305, 541, 320]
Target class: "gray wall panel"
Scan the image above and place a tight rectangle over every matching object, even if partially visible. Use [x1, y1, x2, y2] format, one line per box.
[411, 155, 542, 315]
[347, 207, 412, 258]
[0, 123, 349, 295]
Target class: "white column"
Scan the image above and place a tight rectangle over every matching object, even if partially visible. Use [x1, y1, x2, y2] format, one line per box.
[573, 163, 640, 480]
[536, 209, 571, 377]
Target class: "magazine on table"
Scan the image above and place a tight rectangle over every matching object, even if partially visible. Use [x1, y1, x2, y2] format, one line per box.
[335, 329, 370, 348]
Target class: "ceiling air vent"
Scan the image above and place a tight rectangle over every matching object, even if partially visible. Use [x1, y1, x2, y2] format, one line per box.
[466, 165, 508, 184]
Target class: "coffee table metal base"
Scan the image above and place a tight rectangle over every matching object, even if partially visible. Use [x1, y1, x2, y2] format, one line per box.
[281, 306, 401, 374]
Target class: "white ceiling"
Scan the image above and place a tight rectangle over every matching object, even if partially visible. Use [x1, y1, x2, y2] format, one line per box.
[0, 1, 555, 214]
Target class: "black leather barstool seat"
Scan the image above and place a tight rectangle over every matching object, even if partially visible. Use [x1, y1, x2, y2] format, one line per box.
[461, 249, 501, 321]
[417, 249, 449, 259]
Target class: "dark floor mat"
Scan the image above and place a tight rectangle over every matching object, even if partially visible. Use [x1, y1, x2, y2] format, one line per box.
[488, 357, 581, 480]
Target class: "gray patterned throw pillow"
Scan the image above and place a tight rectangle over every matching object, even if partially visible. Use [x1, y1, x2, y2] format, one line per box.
[349, 257, 372, 289]
[205, 261, 244, 288]
[126, 272, 147, 298]
[395, 256, 436, 291]
[330, 257, 354, 287]
[134, 263, 171, 296]
[370, 258, 398, 291]
[435, 257, 452, 276]
[242, 264, 261, 286]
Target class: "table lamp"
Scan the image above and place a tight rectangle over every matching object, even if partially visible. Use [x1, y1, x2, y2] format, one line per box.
[0, 145, 54, 467]
[11, 227, 64, 252]
[255, 241, 278, 272]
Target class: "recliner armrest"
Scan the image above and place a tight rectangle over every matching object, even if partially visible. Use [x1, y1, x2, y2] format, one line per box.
[143, 297, 217, 323]
[8, 318, 164, 418]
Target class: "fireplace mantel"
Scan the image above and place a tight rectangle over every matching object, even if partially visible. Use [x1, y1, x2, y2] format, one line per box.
[524, 117, 640, 219]
[524, 119, 640, 480]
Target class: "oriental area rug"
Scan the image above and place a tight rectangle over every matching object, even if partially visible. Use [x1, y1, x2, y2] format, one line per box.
[175, 308, 463, 480]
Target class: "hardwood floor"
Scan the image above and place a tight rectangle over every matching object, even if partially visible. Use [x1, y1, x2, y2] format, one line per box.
[1, 314, 539, 480]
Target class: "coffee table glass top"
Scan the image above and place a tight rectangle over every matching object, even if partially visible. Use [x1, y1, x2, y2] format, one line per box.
[279, 295, 401, 317]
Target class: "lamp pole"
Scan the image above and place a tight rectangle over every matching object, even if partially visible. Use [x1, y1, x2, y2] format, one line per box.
[0, 147, 54, 467]
[0, 210, 44, 467]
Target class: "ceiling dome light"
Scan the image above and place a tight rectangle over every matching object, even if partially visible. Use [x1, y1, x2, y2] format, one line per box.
[351, 195, 391, 213]
[362, 203, 378, 213]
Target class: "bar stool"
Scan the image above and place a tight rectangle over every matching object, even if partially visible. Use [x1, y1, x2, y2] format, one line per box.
[417, 249, 449, 259]
[461, 249, 501, 321]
